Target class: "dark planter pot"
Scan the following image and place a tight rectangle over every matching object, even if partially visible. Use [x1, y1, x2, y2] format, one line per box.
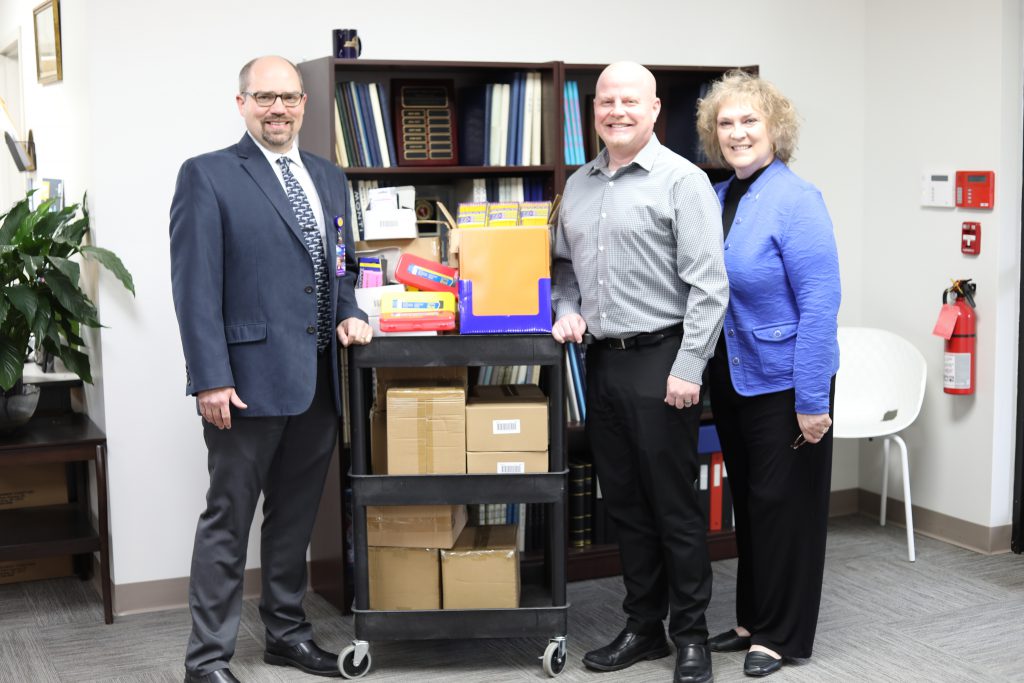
[0, 380, 41, 432]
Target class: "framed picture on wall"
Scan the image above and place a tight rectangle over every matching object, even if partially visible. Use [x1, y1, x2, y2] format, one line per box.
[33, 0, 62, 84]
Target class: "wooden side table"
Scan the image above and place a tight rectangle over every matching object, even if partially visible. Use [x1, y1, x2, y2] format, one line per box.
[0, 413, 112, 623]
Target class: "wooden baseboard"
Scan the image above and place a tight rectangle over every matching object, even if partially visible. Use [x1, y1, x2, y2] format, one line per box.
[112, 567, 264, 616]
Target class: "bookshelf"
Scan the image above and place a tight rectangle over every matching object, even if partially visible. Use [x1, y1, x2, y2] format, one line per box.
[299, 58, 751, 611]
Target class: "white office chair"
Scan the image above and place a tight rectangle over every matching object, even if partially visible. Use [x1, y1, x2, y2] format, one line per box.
[833, 327, 927, 561]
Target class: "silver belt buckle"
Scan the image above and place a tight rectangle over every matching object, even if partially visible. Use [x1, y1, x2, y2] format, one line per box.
[608, 337, 627, 350]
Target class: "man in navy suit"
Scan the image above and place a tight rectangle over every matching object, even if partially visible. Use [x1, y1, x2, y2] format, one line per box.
[170, 55, 371, 683]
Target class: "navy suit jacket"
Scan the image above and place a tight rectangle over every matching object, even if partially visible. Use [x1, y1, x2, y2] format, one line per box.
[169, 134, 366, 416]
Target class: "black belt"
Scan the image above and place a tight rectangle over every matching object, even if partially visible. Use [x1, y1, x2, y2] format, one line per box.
[588, 322, 686, 350]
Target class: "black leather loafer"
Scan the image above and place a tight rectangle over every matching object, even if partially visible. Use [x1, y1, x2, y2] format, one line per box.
[708, 628, 752, 652]
[264, 639, 341, 677]
[582, 626, 671, 672]
[744, 650, 783, 677]
[183, 669, 240, 683]
[674, 643, 713, 683]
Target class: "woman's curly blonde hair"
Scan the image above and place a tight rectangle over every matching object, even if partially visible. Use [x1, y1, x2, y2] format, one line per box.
[696, 70, 799, 167]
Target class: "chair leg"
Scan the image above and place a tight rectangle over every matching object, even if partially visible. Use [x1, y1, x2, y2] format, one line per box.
[891, 434, 916, 562]
[880, 438, 890, 527]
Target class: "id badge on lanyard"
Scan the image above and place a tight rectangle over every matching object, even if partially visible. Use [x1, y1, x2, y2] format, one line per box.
[334, 215, 346, 276]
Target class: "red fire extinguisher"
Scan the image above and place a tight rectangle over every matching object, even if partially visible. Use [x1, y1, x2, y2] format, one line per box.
[933, 279, 976, 395]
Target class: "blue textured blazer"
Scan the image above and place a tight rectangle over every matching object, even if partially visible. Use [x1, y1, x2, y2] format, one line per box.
[169, 134, 366, 417]
[714, 159, 840, 415]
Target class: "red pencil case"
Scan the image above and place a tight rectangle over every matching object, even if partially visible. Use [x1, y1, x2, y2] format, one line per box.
[394, 253, 458, 294]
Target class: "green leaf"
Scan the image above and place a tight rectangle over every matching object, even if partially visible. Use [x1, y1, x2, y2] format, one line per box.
[0, 295, 8, 326]
[42, 269, 100, 327]
[6, 284, 39, 324]
[57, 345, 92, 383]
[0, 336, 25, 391]
[0, 197, 31, 245]
[20, 253, 45, 277]
[47, 255, 81, 284]
[80, 246, 135, 295]
[52, 215, 88, 251]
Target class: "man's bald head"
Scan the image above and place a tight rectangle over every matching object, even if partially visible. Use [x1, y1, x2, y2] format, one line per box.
[596, 61, 657, 100]
[593, 61, 661, 168]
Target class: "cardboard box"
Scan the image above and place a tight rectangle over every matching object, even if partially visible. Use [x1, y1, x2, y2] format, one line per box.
[457, 226, 552, 334]
[368, 546, 440, 610]
[367, 504, 468, 549]
[0, 463, 68, 509]
[0, 556, 73, 585]
[362, 207, 418, 241]
[466, 384, 548, 452]
[441, 525, 520, 609]
[386, 386, 466, 474]
[356, 237, 442, 282]
[466, 451, 549, 474]
[375, 367, 468, 402]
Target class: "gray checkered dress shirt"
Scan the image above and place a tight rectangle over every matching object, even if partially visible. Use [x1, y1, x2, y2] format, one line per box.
[552, 136, 729, 384]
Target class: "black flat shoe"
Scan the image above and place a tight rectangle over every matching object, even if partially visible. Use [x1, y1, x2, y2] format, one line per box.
[744, 650, 783, 677]
[582, 626, 671, 672]
[674, 643, 713, 683]
[264, 639, 341, 677]
[184, 669, 240, 683]
[708, 628, 752, 652]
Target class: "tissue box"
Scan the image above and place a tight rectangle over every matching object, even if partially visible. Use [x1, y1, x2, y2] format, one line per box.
[363, 207, 418, 241]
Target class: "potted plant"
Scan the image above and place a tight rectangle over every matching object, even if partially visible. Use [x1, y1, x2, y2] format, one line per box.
[0, 191, 134, 426]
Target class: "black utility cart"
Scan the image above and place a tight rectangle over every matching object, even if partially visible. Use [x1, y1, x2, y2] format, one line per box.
[341, 334, 569, 678]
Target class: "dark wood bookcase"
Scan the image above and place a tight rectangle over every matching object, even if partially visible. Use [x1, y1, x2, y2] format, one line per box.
[299, 57, 751, 614]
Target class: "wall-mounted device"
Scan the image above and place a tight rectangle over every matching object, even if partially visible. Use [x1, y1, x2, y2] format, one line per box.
[921, 171, 955, 207]
[961, 222, 981, 255]
[955, 170, 995, 209]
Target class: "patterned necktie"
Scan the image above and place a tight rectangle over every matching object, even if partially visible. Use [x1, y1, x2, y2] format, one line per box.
[277, 156, 331, 351]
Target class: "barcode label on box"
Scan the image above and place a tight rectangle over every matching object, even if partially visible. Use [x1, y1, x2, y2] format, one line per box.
[497, 462, 525, 474]
[379, 220, 400, 229]
[492, 419, 521, 435]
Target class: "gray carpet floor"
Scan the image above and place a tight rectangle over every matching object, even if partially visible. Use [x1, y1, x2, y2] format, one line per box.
[2, 515, 1023, 682]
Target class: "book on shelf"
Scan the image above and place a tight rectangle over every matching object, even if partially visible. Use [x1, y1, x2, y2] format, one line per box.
[530, 72, 542, 165]
[378, 82, 399, 168]
[367, 83, 392, 167]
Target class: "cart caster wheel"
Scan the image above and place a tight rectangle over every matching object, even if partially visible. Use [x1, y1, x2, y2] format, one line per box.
[339, 643, 372, 679]
[542, 639, 566, 677]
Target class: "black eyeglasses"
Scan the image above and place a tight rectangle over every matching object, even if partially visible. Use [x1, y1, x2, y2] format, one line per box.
[242, 91, 305, 107]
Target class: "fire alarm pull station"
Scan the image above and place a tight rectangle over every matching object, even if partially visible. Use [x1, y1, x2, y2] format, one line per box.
[961, 222, 981, 255]
[955, 171, 995, 209]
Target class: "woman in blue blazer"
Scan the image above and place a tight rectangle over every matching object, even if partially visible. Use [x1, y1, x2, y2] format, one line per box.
[696, 71, 840, 677]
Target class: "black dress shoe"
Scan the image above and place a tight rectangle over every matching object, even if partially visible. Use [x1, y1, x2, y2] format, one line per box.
[708, 628, 752, 652]
[264, 639, 341, 677]
[674, 644, 713, 683]
[582, 626, 671, 672]
[183, 669, 240, 683]
[744, 650, 783, 677]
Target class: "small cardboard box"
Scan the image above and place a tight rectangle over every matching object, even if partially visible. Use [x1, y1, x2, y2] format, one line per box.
[466, 384, 548, 452]
[386, 386, 466, 474]
[441, 525, 520, 609]
[0, 463, 68, 509]
[466, 451, 548, 474]
[362, 207, 418, 241]
[0, 556, 73, 585]
[367, 504, 468, 549]
[375, 367, 468, 403]
[368, 546, 440, 610]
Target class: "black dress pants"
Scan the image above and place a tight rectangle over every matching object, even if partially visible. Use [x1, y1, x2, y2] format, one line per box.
[709, 344, 834, 659]
[185, 353, 338, 676]
[585, 336, 710, 646]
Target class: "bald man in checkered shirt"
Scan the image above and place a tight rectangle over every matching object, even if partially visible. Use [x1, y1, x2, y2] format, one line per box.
[552, 62, 727, 683]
